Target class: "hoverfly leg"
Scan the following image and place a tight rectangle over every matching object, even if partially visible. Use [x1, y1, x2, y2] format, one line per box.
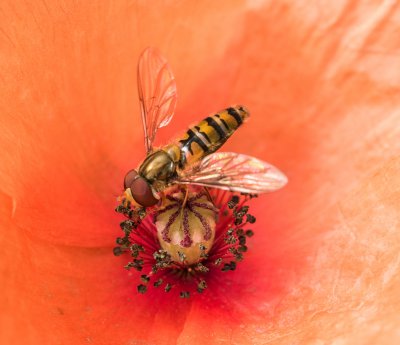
[204, 187, 213, 204]
[158, 191, 167, 206]
[182, 186, 189, 209]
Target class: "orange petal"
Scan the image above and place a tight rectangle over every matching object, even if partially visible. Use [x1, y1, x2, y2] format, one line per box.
[1, 1, 400, 344]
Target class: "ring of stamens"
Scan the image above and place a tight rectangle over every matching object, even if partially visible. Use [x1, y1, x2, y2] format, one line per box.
[114, 188, 257, 298]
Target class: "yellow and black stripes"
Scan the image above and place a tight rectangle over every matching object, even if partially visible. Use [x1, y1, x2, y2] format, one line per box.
[178, 106, 249, 168]
[182, 127, 210, 154]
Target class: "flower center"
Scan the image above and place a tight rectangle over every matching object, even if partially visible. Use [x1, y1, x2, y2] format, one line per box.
[114, 187, 257, 298]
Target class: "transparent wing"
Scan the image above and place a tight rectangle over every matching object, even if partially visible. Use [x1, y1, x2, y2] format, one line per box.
[176, 152, 288, 194]
[137, 47, 177, 153]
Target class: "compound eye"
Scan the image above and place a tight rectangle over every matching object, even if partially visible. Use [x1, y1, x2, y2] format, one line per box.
[124, 169, 138, 190]
[130, 176, 158, 207]
[123, 169, 158, 207]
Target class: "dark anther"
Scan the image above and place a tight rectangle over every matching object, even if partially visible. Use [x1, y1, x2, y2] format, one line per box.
[137, 284, 147, 294]
[180, 291, 190, 298]
[120, 220, 135, 231]
[246, 214, 256, 223]
[197, 280, 207, 293]
[130, 243, 144, 258]
[140, 275, 150, 283]
[115, 205, 126, 214]
[245, 229, 254, 237]
[116, 237, 125, 245]
[239, 235, 246, 246]
[126, 258, 144, 271]
[234, 217, 243, 226]
[236, 228, 244, 236]
[115, 204, 135, 220]
[238, 245, 248, 252]
[196, 262, 209, 273]
[154, 279, 163, 287]
[113, 247, 124, 256]
[229, 248, 243, 261]
[228, 195, 240, 209]
[225, 235, 237, 244]
[165, 283, 172, 292]
[152, 249, 172, 271]
[234, 206, 249, 218]
[222, 262, 237, 271]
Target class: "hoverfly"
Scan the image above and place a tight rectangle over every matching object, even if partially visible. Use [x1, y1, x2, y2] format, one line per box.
[123, 48, 287, 208]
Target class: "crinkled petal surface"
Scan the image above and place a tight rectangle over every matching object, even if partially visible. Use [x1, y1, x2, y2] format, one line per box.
[1, 1, 400, 344]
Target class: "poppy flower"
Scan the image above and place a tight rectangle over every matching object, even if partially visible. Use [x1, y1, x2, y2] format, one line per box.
[1, 1, 400, 344]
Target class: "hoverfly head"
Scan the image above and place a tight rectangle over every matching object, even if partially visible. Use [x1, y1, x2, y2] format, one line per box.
[123, 169, 158, 207]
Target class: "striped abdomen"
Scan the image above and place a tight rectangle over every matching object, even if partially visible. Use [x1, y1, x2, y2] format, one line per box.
[177, 106, 249, 168]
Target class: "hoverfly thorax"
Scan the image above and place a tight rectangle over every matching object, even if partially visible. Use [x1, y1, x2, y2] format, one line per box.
[138, 150, 176, 190]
